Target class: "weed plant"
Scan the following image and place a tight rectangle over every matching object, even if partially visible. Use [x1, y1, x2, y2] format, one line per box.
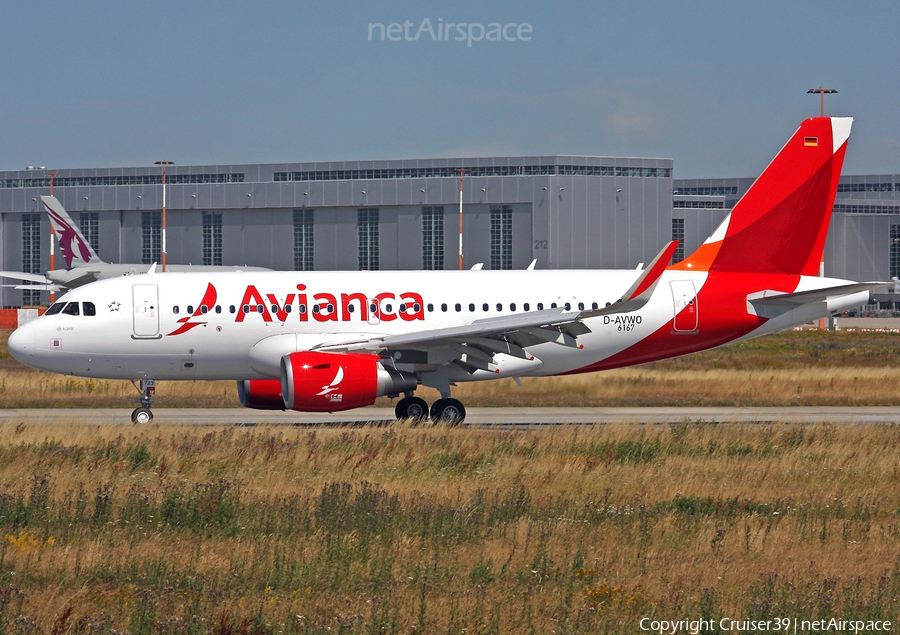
[0, 422, 896, 632]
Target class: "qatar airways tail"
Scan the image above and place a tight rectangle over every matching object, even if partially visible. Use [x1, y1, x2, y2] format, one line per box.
[8, 117, 886, 425]
[1, 197, 271, 292]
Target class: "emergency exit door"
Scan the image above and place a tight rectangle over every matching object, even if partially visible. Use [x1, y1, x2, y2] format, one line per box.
[132, 284, 160, 338]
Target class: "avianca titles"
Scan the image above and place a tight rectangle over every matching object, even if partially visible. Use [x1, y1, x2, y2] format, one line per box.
[8, 117, 886, 424]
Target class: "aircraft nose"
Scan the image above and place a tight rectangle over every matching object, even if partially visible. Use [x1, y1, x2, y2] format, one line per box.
[7, 324, 36, 363]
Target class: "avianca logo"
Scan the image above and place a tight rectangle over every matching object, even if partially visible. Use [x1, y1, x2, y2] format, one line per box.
[44, 202, 93, 268]
[167, 283, 217, 336]
[166, 283, 426, 336]
[234, 285, 426, 324]
[316, 366, 344, 402]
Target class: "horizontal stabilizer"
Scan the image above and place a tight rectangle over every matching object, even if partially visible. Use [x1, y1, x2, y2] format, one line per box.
[0, 271, 52, 284]
[748, 282, 888, 307]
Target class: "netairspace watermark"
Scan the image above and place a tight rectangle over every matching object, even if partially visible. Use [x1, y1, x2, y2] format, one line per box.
[639, 616, 893, 634]
[368, 18, 532, 48]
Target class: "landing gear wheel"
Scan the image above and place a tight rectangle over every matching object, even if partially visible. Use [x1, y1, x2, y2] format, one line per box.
[395, 396, 429, 424]
[430, 398, 466, 426]
[130, 379, 157, 425]
[131, 407, 153, 425]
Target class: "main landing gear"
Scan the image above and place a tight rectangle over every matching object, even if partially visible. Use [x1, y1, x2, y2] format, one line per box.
[130, 379, 156, 424]
[394, 394, 466, 426]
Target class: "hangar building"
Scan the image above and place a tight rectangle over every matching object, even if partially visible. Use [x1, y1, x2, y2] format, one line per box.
[0, 156, 673, 307]
[1, 159, 897, 311]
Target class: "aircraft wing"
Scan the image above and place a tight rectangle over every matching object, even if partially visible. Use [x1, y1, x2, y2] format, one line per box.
[7, 284, 64, 292]
[315, 306, 587, 354]
[311, 241, 677, 373]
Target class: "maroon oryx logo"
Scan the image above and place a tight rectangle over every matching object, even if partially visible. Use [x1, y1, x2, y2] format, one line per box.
[43, 200, 94, 268]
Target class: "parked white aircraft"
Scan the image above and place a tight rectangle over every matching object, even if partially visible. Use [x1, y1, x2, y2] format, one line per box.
[8, 118, 884, 424]
[0, 196, 268, 292]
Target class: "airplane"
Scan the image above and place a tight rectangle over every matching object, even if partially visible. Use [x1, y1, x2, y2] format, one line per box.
[0, 195, 269, 292]
[7, 117, 886, 425]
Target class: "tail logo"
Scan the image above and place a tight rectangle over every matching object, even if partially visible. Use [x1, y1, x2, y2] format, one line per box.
[43, 203, 94, 268]
[166, 283, 217, 336]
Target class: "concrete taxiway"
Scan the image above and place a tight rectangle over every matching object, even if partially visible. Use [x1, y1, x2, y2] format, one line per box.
[0, 407, 898, 426]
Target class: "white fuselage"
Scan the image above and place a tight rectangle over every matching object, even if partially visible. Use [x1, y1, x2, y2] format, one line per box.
[8, 268, 866, 383]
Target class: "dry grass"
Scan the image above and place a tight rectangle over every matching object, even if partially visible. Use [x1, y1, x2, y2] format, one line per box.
[3, 328, 900, 407]
[0, 422, 897, 633]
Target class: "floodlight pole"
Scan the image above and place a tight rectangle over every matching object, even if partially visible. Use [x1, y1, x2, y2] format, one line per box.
[807, 87, 837, 117]
[456, 168, 468, 270]
[155, 161, 174, 271]
[46, 172, 59, 302]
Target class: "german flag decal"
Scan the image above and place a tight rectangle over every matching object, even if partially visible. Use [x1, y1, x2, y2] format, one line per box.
[804, 137, 819, 146]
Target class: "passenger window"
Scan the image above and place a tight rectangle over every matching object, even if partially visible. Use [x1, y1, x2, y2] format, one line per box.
[173, 306, 180, 315]
[242, 305, 249, 314]
[347, 304, 355, 313]
[62, 302, 80, 316]
[592, 302, 599, 310]
[299, 305, 307, 314]
[537, 303, 544, 310]
[45, 303, 64, 316]
[510, 303, 516, 311]
[83, 302, 96, 316]
[551, 303, 557, 308]
[187, 305, 194, 314]
[271, 304, 278, 313]
[496, 303, 503, 311]
[257, 304, 264, 313]
[285, 305, 292, 313]
[384, 304, 392, 313]
[413, 303, 421, 312]
[427, 303, 433, 312]
[312, 305, 320, 314]
[441, 303, 448, 312]
[399, 304, 406, 312]
[524, 303, 530, 311]
[455, 303, 461, 312]
[201, 305, 209, 314]
[229, 305, 236, 314]
[565, 302, 571, 311]
[215, 305, 222, 314]
[468, 303, 475, 312]
[578, 302, 584, 311]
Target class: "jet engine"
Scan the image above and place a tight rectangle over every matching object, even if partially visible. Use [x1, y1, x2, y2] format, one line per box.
[280, 351, 416, 412]
[237, 379, 285, 410]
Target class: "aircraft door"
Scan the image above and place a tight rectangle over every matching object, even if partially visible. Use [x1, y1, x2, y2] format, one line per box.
[133, 284, 160, 338]
[367, 298, 381, 325]
[671, 280, 698, 333]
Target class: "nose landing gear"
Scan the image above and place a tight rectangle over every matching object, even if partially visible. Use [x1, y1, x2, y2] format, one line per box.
[130, 379, 156, 424]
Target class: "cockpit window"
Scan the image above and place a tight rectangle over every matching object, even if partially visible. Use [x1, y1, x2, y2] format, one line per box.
[45, 303, 65, 316]
[62, 302, 80, 316]
[83, 302, 96, 316]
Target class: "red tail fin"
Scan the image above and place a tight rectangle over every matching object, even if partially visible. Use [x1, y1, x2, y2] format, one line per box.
[672, 117, 852, 275]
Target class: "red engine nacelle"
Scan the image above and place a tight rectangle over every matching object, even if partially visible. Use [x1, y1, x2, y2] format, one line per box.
[237, 379, 285, 410]
[280, 351, 416, 412]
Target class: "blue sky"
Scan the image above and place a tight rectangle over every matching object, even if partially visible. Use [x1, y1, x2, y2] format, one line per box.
[1, 1, 898, 178]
